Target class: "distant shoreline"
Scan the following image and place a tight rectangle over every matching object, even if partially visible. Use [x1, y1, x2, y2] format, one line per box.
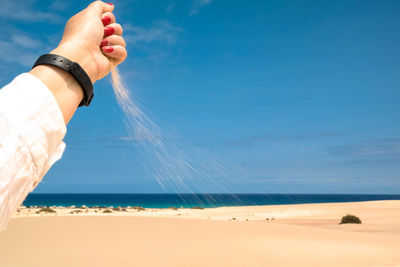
[23, 193, 400, 209]
[14, 200, 400, 218]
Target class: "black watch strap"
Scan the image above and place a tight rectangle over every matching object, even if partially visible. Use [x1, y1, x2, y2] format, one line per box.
[32, 54, 94, 107]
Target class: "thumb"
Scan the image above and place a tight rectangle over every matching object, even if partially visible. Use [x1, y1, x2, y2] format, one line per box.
[87, 1, 114, 15]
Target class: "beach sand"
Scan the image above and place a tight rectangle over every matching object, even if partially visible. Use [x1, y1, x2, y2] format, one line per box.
[0, 200, 399, 266]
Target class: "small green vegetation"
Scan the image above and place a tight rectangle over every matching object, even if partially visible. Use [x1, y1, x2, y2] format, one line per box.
[70, 210, 82, 214]
[38, 207, 56, 213]
[103, 209, 113, 213]
[133, 206, 145, 211]
[340, 214, 362, 224]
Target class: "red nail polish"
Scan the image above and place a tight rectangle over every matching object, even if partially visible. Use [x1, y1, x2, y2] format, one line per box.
[100, 39, 108, 48]
[104, 47, 114, 53]
[106, 3, 113, 5]
[102, 16, 111, 26]
[104, 27, 114, 36]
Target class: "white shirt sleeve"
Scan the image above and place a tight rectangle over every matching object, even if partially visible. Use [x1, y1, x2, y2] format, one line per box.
[0, 73, 66, 230]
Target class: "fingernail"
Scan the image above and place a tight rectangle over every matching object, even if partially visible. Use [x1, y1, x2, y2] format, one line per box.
[104, 27, 114, 36]
[102, 16, 111, 26]
[104, 47, 114, 53]
[100, 39, 108, 48]
[106, 3, 114, 6]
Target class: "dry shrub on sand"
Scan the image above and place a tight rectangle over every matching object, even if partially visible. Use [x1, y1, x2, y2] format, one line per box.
[38, 207, 56, 213]
[340, 214, 362, 224]
[191, 206, 204, 210]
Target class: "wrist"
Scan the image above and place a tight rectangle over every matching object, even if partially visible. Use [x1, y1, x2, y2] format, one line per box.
[51, 44, 97, 83]
[29, 64, 83, 124]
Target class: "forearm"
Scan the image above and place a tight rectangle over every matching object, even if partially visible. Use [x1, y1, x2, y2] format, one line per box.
[29, 46, 97, 125]
[29, 65, 82, 125]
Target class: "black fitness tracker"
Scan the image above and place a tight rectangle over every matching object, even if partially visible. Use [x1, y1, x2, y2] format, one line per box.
[32, 54, 94, 107]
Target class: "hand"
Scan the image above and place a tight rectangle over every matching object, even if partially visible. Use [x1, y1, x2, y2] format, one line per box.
[51, 1, 127, 83]
[29, 1, 128, 124]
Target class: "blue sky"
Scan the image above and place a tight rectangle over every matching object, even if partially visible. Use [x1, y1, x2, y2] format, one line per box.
[1, 0, 399, 193]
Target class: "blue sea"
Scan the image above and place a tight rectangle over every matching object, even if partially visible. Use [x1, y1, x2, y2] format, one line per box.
[22, 194, 400, 208]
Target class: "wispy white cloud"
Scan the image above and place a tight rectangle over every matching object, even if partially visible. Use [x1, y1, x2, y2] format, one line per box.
[11, 34, 42, 49]
[0, 33, 51, 68]
[225, 132, 349, 148]
[328, 138, 400, 159]
[0, 0, 64, 80]
[190, 0, 213, 15]
[124, 21, 183, 46]
[0, 40, 39, 67]
[165, 3, 176, 13]
[48, 0, 69, 12]
[0, 0, 62, 23]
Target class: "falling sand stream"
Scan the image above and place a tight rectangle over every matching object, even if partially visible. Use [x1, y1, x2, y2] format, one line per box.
[110, 68, 232, 201]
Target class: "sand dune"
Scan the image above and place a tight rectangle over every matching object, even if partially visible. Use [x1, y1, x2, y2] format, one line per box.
[1, 200, 399, 266]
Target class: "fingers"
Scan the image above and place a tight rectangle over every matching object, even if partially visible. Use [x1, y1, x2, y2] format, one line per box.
[102, 45, 127, 63]
[94, 2, 126, 64]
[101, 12, 115, 26]
[101, 35, 127, 61]
[88, 1, 114, 15]
[100, 35, 126, 48]
[104, 23, 123, 37]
